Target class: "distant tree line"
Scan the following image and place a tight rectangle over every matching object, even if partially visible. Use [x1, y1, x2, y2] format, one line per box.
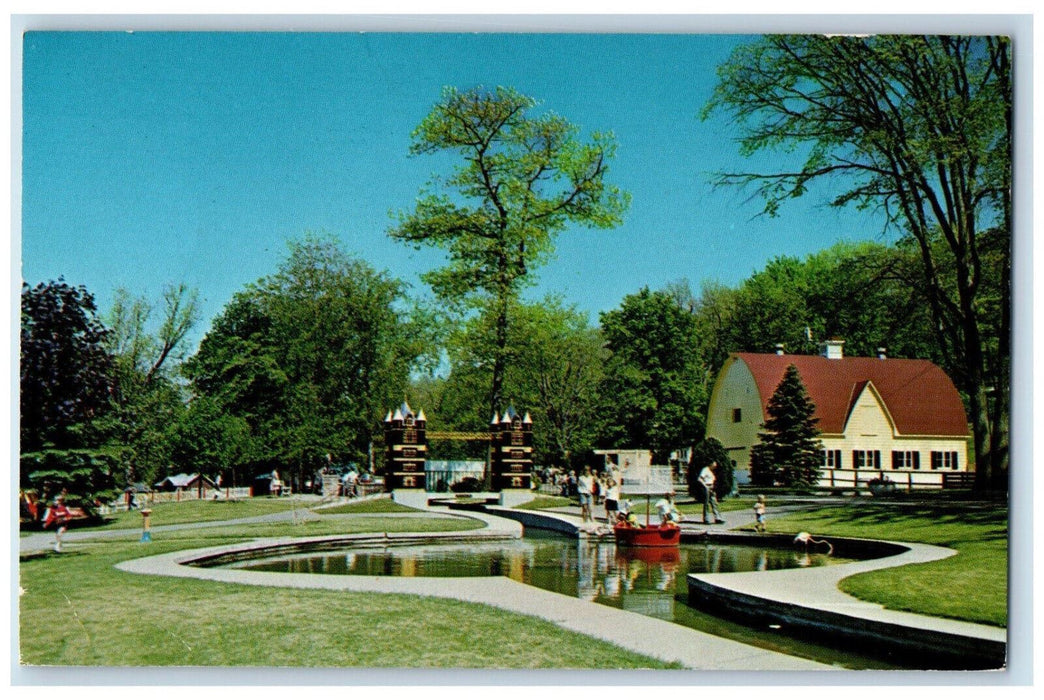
[21, 37, 1012, 504]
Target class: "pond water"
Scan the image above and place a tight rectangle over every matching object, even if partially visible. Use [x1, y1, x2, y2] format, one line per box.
[222, 530, 903, 669]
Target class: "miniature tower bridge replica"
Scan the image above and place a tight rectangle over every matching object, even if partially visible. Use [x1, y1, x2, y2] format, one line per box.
[383, 402, 534, 507]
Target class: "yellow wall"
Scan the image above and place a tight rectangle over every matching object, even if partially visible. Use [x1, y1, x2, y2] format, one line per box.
[706, 360, 970, 483]
[822, 383, 969, 472]
[705, 357, 764, 475]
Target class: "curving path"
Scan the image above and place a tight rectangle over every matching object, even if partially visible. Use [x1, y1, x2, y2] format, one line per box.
[113, 506, 830, 670]
[36, 497, 1004, 670]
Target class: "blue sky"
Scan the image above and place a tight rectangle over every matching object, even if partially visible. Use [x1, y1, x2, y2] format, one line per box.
[21, 31, 890, 347]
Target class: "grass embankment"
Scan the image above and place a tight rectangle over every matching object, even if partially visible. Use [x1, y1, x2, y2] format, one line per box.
[761, 499, 1007, 628]
[65, 497, 311, 532]
[19, 503, 675, 668]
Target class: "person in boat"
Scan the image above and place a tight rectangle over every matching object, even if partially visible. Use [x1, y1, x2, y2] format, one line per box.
[654, 491, 682, 528]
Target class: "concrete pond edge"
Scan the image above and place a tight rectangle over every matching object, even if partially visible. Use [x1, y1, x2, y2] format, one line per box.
[112, 503, 1003, 671]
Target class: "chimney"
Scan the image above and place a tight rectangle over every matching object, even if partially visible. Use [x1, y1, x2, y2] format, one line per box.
[877, 347, 887, 360]
[820, 339, 845, 360]
[774, 343, 785, 356]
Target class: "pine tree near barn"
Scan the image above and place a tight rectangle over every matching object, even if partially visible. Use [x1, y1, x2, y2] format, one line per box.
[749, 364, 822, 488]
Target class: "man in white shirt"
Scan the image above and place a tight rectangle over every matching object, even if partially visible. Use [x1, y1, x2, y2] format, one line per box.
[699, 462, 725, 524]
[577, 466, 595, 522]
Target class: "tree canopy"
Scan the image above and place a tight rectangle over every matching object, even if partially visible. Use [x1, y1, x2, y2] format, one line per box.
[20, 280, 114, 453]
[704, 34, 1011, 488]
[185, 235, 431, 483]
[390, 86, 629, 418]
[597, 287, 705, 463]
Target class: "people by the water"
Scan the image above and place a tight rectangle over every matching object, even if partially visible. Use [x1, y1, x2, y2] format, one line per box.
[753, 494, 767, 533]
[577, 466, 595, 523]
[603, 473, 620, 522]
[698, 461, 726, 524]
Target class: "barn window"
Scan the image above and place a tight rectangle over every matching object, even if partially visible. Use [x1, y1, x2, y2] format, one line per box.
[822, 449, 842, 468]
[931, 451, 959, 470]
[891, 451, 920, 470]
[732, 408, 742, 423]
[853, 450, 881, 469]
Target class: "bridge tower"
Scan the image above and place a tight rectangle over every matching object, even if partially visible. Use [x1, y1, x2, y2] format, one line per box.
[383, 402, 427, 494]
[489, 406, 534, 499]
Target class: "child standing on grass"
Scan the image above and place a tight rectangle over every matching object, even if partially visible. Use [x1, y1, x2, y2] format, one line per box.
[753, 494, 767, 533]
[44, 495, 72, 552]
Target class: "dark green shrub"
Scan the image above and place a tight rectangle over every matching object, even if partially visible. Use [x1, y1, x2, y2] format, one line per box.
[687, 437, 735, 500]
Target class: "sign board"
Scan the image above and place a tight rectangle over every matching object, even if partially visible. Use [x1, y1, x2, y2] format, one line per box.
[619, 464, 673, 496]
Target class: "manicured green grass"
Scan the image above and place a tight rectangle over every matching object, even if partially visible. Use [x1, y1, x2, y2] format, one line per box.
[56, 498, 307, 532]
[317, 498, 419, 514]
[763, 500, 1007, 627]
[515, 495, 572, 510]
[19, 518, 676, 668]
[676, 496, 751, 514]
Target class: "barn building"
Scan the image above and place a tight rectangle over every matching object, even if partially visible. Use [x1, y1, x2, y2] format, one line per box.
[705, 340, 973, 491]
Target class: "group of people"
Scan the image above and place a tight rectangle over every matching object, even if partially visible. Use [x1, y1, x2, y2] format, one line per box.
[553, 458, 770, 532]
[576, 464, 624, 523]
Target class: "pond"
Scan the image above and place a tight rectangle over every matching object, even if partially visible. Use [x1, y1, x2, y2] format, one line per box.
[219, 530, 904, 669]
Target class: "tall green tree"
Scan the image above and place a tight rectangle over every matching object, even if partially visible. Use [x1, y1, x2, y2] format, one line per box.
[103, 284, 199, 484]
[20, 280, 115, 453]
[390, 86, 629, 420]
[749, 364, 823, 488]
[185, 236, 430, 483]
[597, 287, 705, 463]
[418, 297, 605, 467]
[704, 35, 1012, 488]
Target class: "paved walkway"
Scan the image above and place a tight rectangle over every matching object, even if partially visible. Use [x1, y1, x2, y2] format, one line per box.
[27, 495, 1005, 670]
[114, 507, 829, 670]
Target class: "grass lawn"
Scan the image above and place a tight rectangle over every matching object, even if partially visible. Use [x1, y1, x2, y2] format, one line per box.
[762, 499, 1008, 627]
[19, 515, 676, 668]
[316, 498, 419, 514]
[57, 497, 309, 532]
[515, 495, 573, 510]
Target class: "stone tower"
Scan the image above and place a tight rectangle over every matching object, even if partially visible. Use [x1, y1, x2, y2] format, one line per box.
[383, 402, 427, 491]
[489, 406, 533, 491]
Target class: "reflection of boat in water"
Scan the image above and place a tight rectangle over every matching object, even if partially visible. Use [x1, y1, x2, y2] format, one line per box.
[615, 540, 682, 563]
[613, 522, 681, 548]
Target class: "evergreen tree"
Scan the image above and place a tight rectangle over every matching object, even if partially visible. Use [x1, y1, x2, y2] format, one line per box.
[687, 437, 735, 500]
[751, 364, 823, 488]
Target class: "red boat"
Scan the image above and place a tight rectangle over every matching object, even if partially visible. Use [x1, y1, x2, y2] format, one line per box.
[613, 522, 681, 547]
[610, 462, 681, 548]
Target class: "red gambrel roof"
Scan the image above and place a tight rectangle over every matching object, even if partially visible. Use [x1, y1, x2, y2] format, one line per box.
[733, 353, 969, 437]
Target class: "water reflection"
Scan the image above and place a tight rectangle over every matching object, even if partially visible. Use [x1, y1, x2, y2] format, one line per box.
[235, 535, 838, 618]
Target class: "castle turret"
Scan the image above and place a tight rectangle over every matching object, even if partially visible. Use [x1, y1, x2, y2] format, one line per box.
[489, 405, 533, 491]
[384, 402, 427, 491]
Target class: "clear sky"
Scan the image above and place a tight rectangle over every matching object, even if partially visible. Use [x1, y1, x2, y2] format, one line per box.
[21, 31, 890, 348]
